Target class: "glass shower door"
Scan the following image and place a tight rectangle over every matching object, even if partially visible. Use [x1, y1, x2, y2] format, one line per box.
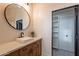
[52, 7, 75, 56]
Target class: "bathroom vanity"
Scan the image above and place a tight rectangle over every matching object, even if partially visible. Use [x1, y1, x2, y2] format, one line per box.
[0, 4, 42, 56]
[0, 37, 42, 56]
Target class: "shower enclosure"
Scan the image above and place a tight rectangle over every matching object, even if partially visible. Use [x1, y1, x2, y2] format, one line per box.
[52, 5, 79, 56]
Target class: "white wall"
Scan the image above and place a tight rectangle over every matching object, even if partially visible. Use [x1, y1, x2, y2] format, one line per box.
[0, 3, 33, 44]
[32, 3, 77, 56]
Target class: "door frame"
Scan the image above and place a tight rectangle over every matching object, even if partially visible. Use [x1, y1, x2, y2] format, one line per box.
[52, 5, 79, 56]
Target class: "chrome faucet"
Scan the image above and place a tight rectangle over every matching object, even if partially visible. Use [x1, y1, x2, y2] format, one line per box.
[20, 32, 24, 38]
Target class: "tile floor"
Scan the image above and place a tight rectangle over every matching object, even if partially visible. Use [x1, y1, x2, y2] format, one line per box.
[53, 48, 74, 56]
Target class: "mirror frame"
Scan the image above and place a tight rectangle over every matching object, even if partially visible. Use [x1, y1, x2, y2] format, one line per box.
[4, 4, 31, 30]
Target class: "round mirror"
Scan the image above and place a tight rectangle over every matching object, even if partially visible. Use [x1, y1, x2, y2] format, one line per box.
[4, 4, 31, 30]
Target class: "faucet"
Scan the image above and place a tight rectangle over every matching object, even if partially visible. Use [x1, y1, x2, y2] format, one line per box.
[20, 32, 24, 38]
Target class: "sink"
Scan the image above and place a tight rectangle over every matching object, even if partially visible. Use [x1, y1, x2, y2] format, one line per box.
[16, 37, 34, 43]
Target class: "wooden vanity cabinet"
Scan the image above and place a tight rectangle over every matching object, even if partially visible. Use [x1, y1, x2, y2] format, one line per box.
[6, 49, 20, 56]
[6, 39, 42, 56]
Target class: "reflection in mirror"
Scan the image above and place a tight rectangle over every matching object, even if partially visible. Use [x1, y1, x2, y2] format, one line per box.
[16, 19, 23, 30]
[4, 4, 30, 30]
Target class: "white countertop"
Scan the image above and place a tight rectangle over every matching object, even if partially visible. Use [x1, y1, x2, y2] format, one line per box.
[0, 37, 41, 56]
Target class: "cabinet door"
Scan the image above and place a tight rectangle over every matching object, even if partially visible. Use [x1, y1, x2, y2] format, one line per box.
[20, 44, 33, 56]
[33, 40, 42, 56]
[6, 50, 19, 56]
[33, 44, 38, 56]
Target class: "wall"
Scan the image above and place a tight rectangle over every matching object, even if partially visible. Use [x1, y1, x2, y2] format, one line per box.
[32, 3, 77, 56]
[0, 3, 33, 44]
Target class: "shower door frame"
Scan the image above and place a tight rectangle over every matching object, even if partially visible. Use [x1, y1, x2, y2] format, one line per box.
[52, 5, 79, 56]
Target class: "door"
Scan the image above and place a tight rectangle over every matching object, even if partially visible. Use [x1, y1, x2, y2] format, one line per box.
[58, 8, 75, 52]
[52, 6, 76, 56]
